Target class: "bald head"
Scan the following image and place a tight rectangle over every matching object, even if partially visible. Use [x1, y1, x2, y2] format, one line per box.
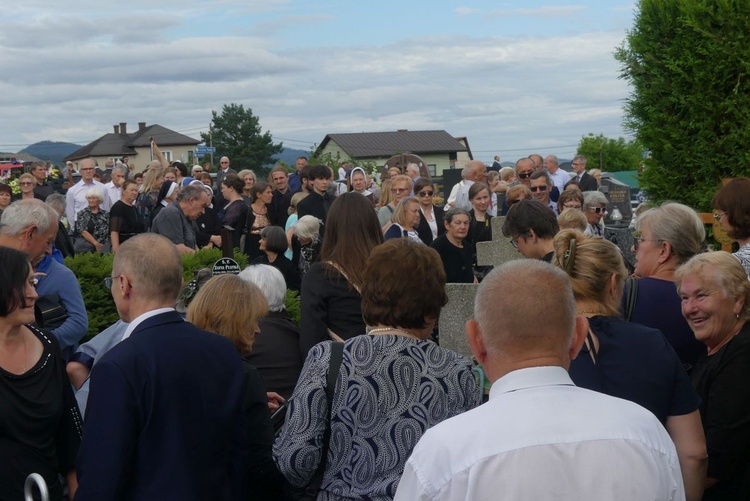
[474, 260, 576, 357]
[465, 160, 487, 182]
[114, 233, 183, 303]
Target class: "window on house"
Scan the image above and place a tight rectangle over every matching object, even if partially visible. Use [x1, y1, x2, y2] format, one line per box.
[428, 164, 437, 177]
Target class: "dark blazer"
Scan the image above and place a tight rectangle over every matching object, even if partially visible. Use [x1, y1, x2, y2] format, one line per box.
[297, 191, 333, 238]
[577, 172, 598, 192]
[416, 204, 445, 245]
[75, 311, 248, 501]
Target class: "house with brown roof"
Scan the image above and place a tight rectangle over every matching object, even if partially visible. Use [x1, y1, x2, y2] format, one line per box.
[315, 129, 472, 177]
[65, 122, 200, 172]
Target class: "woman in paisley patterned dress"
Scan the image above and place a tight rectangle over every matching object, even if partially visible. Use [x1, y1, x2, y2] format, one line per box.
[274, 238, 481, 500]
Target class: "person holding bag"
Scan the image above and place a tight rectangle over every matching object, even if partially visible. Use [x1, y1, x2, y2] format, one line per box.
[274, 238, 480, 500]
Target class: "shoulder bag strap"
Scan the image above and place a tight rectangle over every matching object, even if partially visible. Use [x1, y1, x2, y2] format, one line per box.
[623, 276, 639, 322]
[304, 342, 344, 497]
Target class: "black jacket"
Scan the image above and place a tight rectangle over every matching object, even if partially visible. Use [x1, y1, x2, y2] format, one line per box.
[416, 204, 445, 245]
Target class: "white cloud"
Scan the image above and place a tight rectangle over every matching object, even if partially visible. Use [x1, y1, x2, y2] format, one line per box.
[0, 3, 632, 162]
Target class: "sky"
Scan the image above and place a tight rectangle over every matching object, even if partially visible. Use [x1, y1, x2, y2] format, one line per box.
[0, 0, 637, 163]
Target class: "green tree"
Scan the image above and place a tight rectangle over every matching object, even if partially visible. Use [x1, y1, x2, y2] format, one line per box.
[615, 0, 750, 210]
[200, 104, 283, 173]
[577, 133, 644, 172]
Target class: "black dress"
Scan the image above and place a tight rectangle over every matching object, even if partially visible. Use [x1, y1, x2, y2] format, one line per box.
[109, 200, 145, 244]
[299, 262, 365, 357]
[691, 323, 750, 500]
[429, 234, 475, 283]
[246, 311, 303, 400]
[0, 326, 82, 501]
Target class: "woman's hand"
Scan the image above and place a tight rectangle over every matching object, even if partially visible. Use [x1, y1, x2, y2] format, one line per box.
[267, 392, 285, 411]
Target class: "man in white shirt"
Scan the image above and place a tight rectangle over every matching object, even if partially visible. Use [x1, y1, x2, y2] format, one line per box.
[545, 154, 570, 192]
[65, 157, 106, 231]
[395, 260, 686, 501]
[454, 160, 487, 210]
[104, 166, 126, 207]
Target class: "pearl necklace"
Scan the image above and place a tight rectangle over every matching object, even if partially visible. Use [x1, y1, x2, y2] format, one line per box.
[367, 327, 420, 339]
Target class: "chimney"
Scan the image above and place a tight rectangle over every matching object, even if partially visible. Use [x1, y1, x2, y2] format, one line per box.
[138, 122, 146, 131]
[119, 122, 127, 135]
[113, 125, 120, 134]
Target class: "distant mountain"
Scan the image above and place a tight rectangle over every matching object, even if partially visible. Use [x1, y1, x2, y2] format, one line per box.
[19, 141, 82, 167]
[273, 147, 310, 166]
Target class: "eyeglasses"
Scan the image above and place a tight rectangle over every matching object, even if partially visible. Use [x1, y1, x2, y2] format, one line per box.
[529, 185, 547, 192]
[80, 168, 95, 172]
[417, 191, 433, 197]
[391, 188, 408, 194]
[194, 169, 203, 173]
[713, 211, 725, 221]
[510, 234, 526, 249]
[104, 274, 121, 288]
[518, 172, 533, 179]
[633, 237, 663, 251]
[563, 203, 581, 209]
[19, 182, 34, 186]
[220, 161, 229, 165]
[588, 207, 607, 214]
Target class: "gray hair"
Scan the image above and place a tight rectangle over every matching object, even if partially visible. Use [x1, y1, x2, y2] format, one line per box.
[45, 193, 66, 215]
[177, 184, 206, 202]
[572, 154, 587, 166]
[294, 215, 320, 240]
[86, 187, 105, 204]
[406, 163, 420, 176]
[444, 206, 470, 223]
[582, 190, 608, 209]
[112, 165, 126, 176]
[0, 199, 58, 236]
[239, 264, 287, 312]
[545, 154, 559, 165]
[637, 202, 705, 264]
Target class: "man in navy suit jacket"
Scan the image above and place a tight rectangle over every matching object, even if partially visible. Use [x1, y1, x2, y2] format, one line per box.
[75, 234, 248, 500]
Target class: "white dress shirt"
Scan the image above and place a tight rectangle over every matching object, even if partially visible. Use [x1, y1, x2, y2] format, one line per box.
[548, 168, 571, 192]
[104, 181, 122, 208]
[394, 366, 685, 501]
[454, 180, 475, 211]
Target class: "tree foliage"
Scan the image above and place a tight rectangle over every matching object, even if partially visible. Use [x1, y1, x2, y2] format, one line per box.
[577, 133, 644, 172]
[200, 103, 283, 173]
[615, 0, 750, 211]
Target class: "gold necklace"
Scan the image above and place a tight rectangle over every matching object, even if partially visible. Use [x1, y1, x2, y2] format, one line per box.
[367, 327, 420, 339]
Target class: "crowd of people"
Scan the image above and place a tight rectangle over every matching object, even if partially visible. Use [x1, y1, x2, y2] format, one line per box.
[0, 153, 749, 501]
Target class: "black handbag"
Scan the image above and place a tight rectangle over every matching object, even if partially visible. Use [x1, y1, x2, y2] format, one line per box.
[34, 294, 69, 329]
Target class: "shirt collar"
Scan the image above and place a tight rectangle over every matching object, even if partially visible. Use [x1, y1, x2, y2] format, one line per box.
[489, 366, 574, 400]
[121, 307, 176, 341]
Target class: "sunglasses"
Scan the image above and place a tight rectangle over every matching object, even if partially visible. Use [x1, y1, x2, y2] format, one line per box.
[529, 185, 547, 192]
[417, 191, 433, 197]
[588, 207, 607, 214]
[518, 172, 533, 179]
